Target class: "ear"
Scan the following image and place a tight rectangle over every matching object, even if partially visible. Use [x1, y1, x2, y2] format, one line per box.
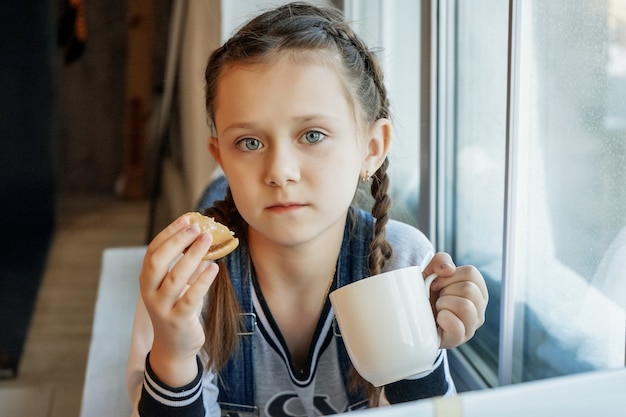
[361, 118, 392, 176]
[207, 136, 222, 165]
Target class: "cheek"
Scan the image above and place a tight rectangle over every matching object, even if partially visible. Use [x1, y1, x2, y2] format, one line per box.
[228, 184, 255, 223]
[220, 164, 256, 205]
[315, 161, 361, 200]
[227, 175, 255, 199]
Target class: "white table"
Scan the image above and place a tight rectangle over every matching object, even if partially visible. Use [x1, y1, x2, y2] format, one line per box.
[80, 247, 145, 417]
[359, 367, 626, 417]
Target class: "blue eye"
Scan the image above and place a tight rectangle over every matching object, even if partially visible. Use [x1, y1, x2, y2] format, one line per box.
[301, 130, 325, 144]
[237, 137, 263, 151]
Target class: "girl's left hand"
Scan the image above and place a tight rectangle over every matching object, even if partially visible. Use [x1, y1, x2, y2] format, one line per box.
[423, 252, 489, 349]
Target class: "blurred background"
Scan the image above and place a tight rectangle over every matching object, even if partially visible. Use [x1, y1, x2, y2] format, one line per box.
[0, 0, 172, 414]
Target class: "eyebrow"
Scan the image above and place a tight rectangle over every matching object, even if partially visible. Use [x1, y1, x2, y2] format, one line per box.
[221, 113, 340, 133]
[221, 122, 256, 133]
[295, 113, 340, 124]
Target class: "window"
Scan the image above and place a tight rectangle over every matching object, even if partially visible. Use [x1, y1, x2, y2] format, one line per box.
[347, 0, 626, 389]
[447, 0, 626, 386]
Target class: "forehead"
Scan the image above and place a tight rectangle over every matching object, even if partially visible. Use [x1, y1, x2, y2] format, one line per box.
[214, 52, 358, 127]
[219, 50, 347, 94]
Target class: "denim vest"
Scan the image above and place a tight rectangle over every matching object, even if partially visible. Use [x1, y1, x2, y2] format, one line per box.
[217, 207, 373, 415]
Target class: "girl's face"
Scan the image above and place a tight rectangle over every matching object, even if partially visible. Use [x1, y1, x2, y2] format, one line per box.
[209, 54, 388, 249]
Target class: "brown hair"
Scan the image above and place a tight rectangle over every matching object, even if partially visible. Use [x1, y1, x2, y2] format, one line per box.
[203, 1, 393, 406]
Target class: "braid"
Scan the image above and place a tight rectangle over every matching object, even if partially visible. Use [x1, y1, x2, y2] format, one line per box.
[369, 157, 393, 274]
[321, 22, 391, 122]
[350, 159, 392, 407]
[203, 188, 246, 241]
[202, 189, 246, 371]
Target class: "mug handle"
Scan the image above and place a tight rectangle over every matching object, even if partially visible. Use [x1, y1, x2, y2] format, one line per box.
[423, 273, 438, 295]
[423, 273, 443, 348]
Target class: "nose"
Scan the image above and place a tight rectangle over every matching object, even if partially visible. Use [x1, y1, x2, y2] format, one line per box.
[264, 144, 301, 187]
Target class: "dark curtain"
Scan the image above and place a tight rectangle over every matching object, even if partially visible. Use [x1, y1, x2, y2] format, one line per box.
[0, 0, 57, 377]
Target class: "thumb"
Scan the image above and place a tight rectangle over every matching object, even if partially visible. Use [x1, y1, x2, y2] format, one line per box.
[422, 251, 456, 279]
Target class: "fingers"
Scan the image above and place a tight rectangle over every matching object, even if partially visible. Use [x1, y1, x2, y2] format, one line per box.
[187, 259, 211, 286]
[422, 251, 456, 279]
[430, 264, 489, 302]
[426, 262, 489, 348]
[175, 262, 219, 317]
[141, 219, 213, 295]
[437, 309, 468, 348]
[156, 232, 213, 303]
[149, 214, 192, 253]
[435, 293, 482, 348]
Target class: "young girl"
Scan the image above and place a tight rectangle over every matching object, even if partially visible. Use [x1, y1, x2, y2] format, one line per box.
[127, 2, 488, 416]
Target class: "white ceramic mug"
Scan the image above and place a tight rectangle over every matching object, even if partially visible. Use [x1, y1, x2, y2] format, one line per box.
[329, 266, 440, 387]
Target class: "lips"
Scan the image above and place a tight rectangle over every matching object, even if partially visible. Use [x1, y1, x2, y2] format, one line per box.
[270, 202, 302, 208]
[266, 202, 306, 212]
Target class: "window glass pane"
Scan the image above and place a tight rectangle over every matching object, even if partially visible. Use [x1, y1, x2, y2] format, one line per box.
[508, 0, 626, 383]
[450, 0, 509, 386]
[451, 0, 626, 386]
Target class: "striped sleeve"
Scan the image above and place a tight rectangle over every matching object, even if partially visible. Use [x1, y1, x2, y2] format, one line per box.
[138, 353, 205, 417]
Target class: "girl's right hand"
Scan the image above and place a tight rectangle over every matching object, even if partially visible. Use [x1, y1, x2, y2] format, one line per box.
[139, 214, 219, 387]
